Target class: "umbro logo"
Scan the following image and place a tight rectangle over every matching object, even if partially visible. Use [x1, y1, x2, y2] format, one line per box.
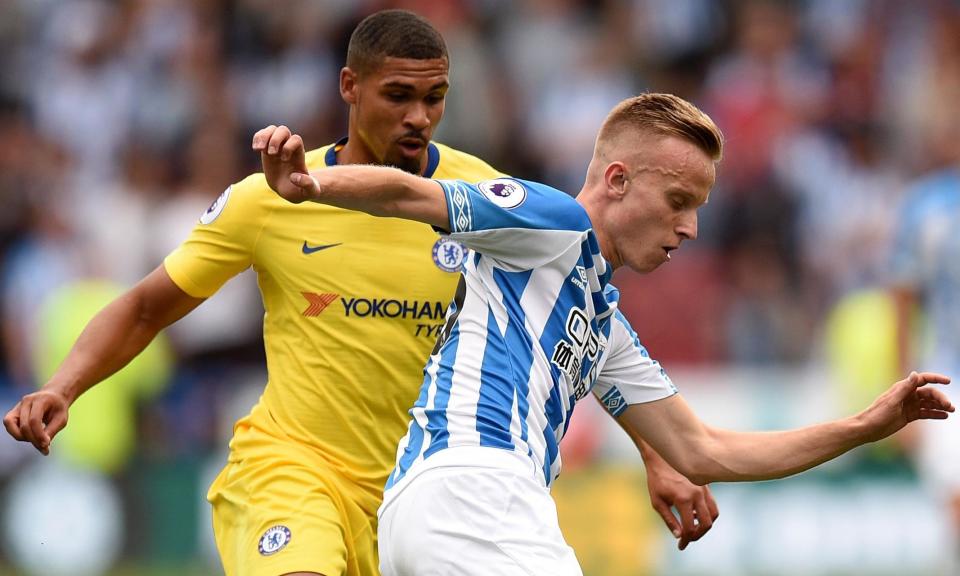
[302, 241, 341, 254]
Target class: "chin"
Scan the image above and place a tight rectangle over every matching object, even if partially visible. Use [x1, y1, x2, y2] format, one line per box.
[638, 257, 666, 274]
[387, 153, 424, 175]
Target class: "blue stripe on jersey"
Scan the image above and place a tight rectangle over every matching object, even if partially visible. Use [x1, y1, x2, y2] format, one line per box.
[477, 308, 516, 449]
[492, 269, 534, 449]
[541, 386, 563, 486]
[384, 368, 435, 490]
[423, 322, 462, 458]
[535, 260, 592, 484]
[588, 241, 614, 313]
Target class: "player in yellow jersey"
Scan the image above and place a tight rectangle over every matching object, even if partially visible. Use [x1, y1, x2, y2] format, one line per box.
[5, 9, 717, 576]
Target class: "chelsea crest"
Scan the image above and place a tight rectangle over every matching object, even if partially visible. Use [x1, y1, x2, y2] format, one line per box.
[432, 238, 468, 273]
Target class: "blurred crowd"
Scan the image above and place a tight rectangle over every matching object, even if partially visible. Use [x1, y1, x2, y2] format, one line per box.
[1, 0, 959, 475]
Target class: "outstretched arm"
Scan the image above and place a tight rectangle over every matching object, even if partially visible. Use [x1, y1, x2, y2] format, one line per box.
[3, 266, 203, 454]
[621, 371, 952, 486]
[254, 125, 449, 229]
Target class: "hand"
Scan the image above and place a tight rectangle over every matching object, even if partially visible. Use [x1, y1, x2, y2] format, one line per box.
[645, 454, 719, 550]
[861, 371, 953, 441]
[252, 125, 313, 203]
[3, 389, 70, 455]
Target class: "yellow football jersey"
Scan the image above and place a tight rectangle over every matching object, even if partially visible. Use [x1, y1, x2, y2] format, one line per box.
[164, 140, 503, 518]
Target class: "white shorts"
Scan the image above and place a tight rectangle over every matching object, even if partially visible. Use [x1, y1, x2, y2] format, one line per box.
[377, 447, 583, 576]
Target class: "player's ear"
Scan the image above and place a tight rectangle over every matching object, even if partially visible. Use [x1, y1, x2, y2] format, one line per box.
[340, 67, 358, 105]
[603, 162, 629, 200]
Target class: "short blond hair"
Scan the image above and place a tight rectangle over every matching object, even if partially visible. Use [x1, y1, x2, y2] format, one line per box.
[598, 93, 723, 162]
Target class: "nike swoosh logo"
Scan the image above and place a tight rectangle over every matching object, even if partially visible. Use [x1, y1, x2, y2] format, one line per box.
[302, 241, 342, 254]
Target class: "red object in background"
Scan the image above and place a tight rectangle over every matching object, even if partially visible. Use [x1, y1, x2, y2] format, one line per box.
[613, 248, 728, 365]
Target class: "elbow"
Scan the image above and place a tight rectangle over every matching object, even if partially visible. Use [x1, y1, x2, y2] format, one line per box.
[684, 469, 712, 487]
[670, 434, 724, 486]
[659, 449, 709, 485]
[673, 458, 713, 486]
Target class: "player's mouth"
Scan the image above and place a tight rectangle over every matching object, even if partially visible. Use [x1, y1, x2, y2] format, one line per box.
[663, 246, 677, 261]
[397, 138, 427, 157]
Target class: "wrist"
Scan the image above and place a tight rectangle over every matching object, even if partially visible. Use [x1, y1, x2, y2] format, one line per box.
[848, 411, 879, 444]
[44, 378, 79, 405]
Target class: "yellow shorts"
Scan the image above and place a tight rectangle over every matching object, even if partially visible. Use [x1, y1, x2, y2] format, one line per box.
[208, 425, 380, 576]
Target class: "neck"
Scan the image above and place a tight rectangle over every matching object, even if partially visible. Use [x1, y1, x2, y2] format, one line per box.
[337, 128, 378, 167]
[576, 185, 622, 270]
[337, 120, 426, 175]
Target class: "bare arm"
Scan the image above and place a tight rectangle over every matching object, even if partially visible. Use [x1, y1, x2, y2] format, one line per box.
[253, 125, 449, 229]
[3, 265, 204, 454]
[620, 371, 953, 486]
[635, 435, 719, 550]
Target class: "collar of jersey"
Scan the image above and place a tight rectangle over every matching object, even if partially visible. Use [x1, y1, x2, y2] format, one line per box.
[325, 137, 441, 178]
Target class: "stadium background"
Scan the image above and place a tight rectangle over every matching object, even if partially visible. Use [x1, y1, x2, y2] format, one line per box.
[0, 0, 958, 574]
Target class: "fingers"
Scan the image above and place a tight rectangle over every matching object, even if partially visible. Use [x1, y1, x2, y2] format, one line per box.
[919, 409, 952, 420]
[907, 371, 951, 387]
[252, 125, 297, 157]
[704, 486, 720, 523]
[267, 125, 292, 156]
[8, 394, 67, 455]
[917, 387, 955, 412]
[675, 501, 697, 550]
[27, 398, 51, 454]
[280, 134, 304, 162]
[691, 494, 714, 540]
[650, 499, 682, 541]
[289, 172, 320, 196]
[43, 410, 68, 446]
[251, 125, 277, 150]
[3, 405, 24, 441]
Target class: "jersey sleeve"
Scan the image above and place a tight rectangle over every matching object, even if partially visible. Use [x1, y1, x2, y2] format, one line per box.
[437, 178, 589, 270]
[592, 310, 678, 417]
[163, 173, 271, 298]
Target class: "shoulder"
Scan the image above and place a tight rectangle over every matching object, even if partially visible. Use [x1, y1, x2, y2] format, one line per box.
[510, 178, 590, 229]
[432, 142, 505, 182]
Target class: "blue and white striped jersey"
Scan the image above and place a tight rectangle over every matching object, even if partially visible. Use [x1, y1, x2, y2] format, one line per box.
[384, 177, 677, 493]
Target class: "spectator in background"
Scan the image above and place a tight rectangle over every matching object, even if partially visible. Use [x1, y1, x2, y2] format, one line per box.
[889, 69, 960, 576]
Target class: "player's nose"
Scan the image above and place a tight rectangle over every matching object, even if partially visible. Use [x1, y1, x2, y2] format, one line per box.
[678, 211, 698, 241]
[404, 103, 431, 131]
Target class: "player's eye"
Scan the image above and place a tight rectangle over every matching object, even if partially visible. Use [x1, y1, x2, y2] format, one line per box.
[387, 92, 408, 102]
[426, 93, 445, 105]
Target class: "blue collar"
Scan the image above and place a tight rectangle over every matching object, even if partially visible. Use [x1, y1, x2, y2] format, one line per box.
[324, 137, 440, 178]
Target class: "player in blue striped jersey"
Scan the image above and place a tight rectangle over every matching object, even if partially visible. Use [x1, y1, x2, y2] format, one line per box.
[263, 93, 954, 576]
[383, 176, 676, 493]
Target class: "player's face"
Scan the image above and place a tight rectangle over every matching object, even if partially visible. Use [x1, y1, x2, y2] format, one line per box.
[611, 135, 715, 273]
[344, 57, 449, 174]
